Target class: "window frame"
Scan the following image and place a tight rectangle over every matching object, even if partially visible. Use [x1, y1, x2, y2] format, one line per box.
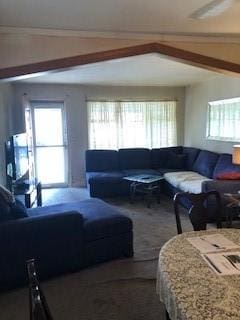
[206, 97, 240, 143]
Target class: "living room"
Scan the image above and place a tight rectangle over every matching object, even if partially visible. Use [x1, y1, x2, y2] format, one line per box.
[1, 65, 240, 187]
[1, 1, 240, 319]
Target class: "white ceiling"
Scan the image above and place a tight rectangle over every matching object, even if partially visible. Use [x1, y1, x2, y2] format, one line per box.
[1, 0, 240, 35]
[18, 53, 221, 86]
[2, 1, 235, 86]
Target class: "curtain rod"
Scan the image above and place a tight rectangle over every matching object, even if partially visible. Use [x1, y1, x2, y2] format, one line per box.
[86, 99, 178, 103]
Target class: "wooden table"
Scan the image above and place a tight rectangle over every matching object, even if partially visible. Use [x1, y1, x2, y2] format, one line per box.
[156, 229, 240, 320]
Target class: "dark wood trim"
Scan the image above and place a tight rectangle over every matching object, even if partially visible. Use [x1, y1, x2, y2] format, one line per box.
[154, 43, 240, 75]
[1, 42, 240, 80]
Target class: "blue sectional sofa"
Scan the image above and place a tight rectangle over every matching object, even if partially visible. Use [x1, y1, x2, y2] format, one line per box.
[0, 198, 133, 290]
[86, 147, 240, 219]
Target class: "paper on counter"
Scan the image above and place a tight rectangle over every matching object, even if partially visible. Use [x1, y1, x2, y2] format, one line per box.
[202, 251, 240, 275]
[187, 234, 240, 253]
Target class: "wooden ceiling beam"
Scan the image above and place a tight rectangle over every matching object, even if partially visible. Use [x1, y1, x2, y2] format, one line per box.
[0, 42, 240, 81]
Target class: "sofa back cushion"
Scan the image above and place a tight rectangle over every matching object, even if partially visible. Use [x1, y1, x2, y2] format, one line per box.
[182, 147, 200, 170]
[0, 185, 15, 222]
[0, 198, 12, 222]
[85, 150, 119, 172]
[166, 152, 187, 169]
[216, 172, 240, 180]
[151, 146, 183, 169]
[213, 153, 240, 179]
[119, 148, 151, 169]
[0, 185, 27, 222]
[10, 199, 28, 219]
[193, 150, 219, 178]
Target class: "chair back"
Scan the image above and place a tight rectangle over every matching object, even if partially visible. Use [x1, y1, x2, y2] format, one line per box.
[27, 259, 54, 320]
[173, 191, 222, 234]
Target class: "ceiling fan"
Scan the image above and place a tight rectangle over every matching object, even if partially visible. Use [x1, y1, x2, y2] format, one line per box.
[190, 0, 234, 19]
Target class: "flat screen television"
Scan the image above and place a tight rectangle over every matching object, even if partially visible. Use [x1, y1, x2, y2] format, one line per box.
[5, 133, 29, 183]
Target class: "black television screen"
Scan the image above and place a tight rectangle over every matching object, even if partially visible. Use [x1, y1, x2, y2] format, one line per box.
[5, 133, 29, 182]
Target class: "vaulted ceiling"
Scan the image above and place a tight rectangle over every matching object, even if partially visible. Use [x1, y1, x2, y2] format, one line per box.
[18, 53, 222, 86]
[1, 0, 240, 85]
[1, 0, 240, 36]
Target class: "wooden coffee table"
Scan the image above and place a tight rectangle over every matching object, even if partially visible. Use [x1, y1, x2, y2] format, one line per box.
[124, 174, 164, 208]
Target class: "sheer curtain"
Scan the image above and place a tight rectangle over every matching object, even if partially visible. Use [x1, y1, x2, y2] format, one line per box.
[88, 100, 177, 149]
[207, 98, 240, 141]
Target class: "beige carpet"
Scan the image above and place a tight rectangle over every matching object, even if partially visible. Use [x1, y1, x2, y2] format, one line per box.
[0, 188, 194, 320]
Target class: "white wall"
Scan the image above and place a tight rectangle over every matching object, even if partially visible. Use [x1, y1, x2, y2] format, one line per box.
[2, 31, 240, 69]
[0, 83, 13, 185]
[13, 83, 185, 186]
[185, 74, 240, 154]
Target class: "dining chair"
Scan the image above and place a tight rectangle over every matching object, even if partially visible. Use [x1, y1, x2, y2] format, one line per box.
[173, 190, 222, 234]
[27, 259, 54, 320]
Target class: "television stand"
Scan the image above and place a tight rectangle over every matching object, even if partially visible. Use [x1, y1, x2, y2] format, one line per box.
[15, 180, 42, 208]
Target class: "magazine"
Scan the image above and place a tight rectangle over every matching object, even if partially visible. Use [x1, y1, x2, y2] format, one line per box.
[202, 251, 240, 275]
[187, 234, 240, 254]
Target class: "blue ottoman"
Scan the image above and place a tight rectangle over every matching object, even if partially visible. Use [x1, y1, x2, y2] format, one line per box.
[0, 198, 133, 290]
[79, 198, 134, 266]
[28, 198, 134, 268]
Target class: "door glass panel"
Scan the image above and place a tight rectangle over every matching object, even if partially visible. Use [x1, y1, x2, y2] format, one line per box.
[34, 108, 63, 146]
[36, 147, 65, 184]
[30, 101, 68, 186]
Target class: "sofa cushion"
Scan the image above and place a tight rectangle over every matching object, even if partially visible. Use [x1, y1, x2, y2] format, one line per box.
[164, 171, 211, 194]
[10, 199, 28, 219]
[0, 185, 15, 203]
[213, 153, 240, 179]
[167, 152, 187, 169]
[81, 199, 132, 242]
[119, 148, 151, 170]
[151, 146, 183, 169]
[122, 169, 160, 176]
[86, 172, 129, 197]
[85, 150, 119, 172]
[192, 150, 219, 178]
[164, 171, 197, 188]
[216, 172, 240, 180]
[182, 147, 200, 170]
[158, 168, 183, 175]
[28, 199, 132, 242]
[0, 185, 15, 222]
[0, 203, 12, 222]
[87, 171, 124, 183]
[28, 202, 84, 217]
[179, 178, 212, 194]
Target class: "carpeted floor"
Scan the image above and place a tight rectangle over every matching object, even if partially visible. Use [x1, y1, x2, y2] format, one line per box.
[0, 188, 194, 320]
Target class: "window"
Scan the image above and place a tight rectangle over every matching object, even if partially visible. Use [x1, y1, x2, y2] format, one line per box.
[206, 97, 240, 142]
[88, 100, 177, 149]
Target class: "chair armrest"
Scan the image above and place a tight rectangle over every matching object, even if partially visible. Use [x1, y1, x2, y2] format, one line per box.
[0, 211, 84, 290]
[202, 180, 240, 194]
